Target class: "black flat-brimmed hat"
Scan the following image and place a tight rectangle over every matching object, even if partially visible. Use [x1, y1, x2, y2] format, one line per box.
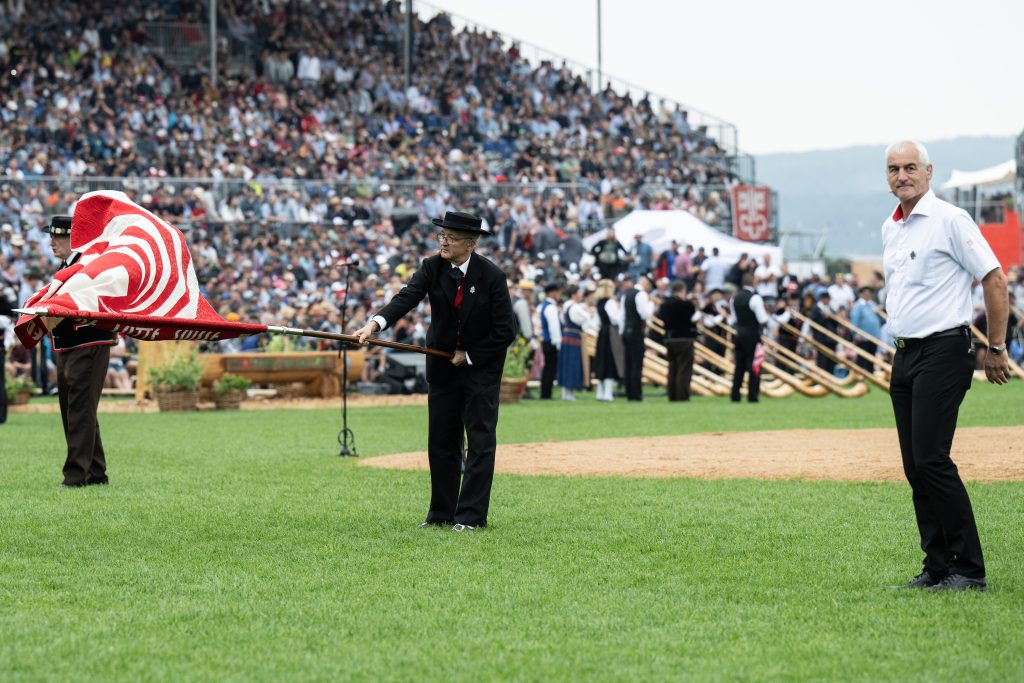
[431, 210, 489, 235]
[45, 215, 73, 236]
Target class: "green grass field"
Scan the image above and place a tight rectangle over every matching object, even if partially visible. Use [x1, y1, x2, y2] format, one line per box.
[2, 384, 1023, 681]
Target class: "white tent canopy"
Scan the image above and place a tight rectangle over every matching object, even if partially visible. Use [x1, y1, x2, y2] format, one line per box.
[582, 210, 783, 265]
[941, 160, 1016, 190]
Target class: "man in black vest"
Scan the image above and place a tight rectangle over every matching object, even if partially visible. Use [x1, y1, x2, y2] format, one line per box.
[657, 281, 698, 401]
[354, 211, 516, 531]
[621, 274, 654, 401]
[47, 215, 117, 487]
[0, 279, 15, 424]
[730, 272, 769, 403]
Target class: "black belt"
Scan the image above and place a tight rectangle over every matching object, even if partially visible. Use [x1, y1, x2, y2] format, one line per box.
[893, 326, 969, 349]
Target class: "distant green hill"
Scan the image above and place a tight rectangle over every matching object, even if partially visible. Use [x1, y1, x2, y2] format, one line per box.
[757, 135, 1017, 258]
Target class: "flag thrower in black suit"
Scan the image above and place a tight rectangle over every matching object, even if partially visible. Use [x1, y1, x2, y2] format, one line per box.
[352, 211, 516, 529]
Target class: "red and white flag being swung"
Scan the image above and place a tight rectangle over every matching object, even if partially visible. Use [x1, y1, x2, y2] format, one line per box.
[15, 190, 266, 347]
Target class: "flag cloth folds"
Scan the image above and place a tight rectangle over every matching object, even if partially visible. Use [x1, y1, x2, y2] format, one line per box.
[15, 190, 267, 347]
[752, 342, 765, 377]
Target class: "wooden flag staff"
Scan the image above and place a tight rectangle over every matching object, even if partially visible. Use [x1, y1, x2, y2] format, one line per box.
[264, 326, 455, 360]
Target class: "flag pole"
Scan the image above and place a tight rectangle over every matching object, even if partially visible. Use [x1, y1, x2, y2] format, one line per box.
[264, 326, 454, 359]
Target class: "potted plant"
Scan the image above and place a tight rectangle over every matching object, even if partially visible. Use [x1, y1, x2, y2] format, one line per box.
[500, 336, 531, 404]
[149, 353, 203, 411]
[5, 374, 35, 405]
[212, 373, 251, 410]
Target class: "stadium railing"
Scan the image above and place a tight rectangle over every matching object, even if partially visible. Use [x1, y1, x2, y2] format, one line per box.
[0, 177, 748, 239]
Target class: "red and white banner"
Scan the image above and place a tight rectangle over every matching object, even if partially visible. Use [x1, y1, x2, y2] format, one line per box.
[730, 185, 772, 242]
[15, 190, 264, 347]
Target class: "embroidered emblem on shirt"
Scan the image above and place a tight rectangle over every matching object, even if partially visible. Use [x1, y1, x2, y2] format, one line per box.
[910, 251, 916, 259]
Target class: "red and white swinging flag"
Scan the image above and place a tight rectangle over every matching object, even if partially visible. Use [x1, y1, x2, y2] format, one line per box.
[752, 342, 765, 377]
[15, 190, 267, 347]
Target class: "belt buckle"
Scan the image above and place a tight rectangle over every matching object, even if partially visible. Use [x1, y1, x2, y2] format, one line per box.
[896, 338, 906, 349]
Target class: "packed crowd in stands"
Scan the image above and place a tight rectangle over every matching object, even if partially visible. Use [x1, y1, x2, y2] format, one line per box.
[2, 0, 1022, 396]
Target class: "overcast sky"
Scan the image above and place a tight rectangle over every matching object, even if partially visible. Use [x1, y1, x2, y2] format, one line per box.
[418, 0, 1024, 155]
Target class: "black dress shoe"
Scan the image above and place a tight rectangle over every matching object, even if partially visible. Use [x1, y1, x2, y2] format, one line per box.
[87, 476, 109, 486]
[927, 574, 987, 592]
[891, 571, 941, 589]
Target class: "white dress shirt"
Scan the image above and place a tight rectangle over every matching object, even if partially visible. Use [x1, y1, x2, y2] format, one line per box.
[729, 286, 770, 326]
[541, 297, 562, 347]
[633, 286, 655, 321]
[882, 190, 1001, 339]
[604, 298, 624, 332]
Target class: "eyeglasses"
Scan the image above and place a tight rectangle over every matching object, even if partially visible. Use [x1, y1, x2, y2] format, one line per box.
[436, 232, 473, 244]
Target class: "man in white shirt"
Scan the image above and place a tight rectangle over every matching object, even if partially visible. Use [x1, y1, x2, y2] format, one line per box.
[753, 253, 781, 303]
[827, 274, 856, 312]
[538, 283, 562, 399]
[621, 274, 655, 401]
[729, 273, 770, 403]
[700, 247, 730, 292]
[883, 141, 1010, 592]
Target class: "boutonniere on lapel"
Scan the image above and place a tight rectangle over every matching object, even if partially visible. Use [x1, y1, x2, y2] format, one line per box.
[470, 285, 476, 294]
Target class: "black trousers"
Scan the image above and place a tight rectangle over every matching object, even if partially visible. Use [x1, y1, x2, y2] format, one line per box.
[815, 340, 836, 375]
[890, 334, 984, 578]
[856, 339, 877, 372]
[665, 338, 695, 401]
[540, 341, 558, 399]
[623, 335, 645, 401]
[425, 372, 501, 527]
[56, 345, 110, 485]
[730, 333, 760, 402]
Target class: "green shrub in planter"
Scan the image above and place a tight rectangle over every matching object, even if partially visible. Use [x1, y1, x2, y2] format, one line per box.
[213, 373, 251, 396]
[149, 353, 203, 392]
[5, 373, 36, 402]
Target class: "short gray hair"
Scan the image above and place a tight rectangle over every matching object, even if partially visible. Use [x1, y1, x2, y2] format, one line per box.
[885, 140, 931, 166]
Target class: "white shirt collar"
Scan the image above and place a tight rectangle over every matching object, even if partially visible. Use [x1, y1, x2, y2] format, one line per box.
[450, 254, 471, 276]
[892, 189, 936, 222]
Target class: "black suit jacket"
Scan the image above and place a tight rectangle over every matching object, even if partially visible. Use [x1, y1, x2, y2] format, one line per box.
[377, 253, 516, 386]
[658, 297, 697, 339]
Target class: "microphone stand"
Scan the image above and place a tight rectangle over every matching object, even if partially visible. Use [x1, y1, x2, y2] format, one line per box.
[337, 261, 357, 457]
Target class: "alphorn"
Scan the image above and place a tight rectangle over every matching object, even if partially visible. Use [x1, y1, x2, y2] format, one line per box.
[704, 321, 859, 395]
[756, 332, 870, 398]
[790, 309, 892, 375]
[685, 327, 792, 395]
[827, 311, 896, 355]
[776, 320, 890, 391]
[697, 324, 817, 394]
[711, 321, 868, 398]
[650, 316, 788, 396]
[646, 335, 782, 397]
[778, 318, 889, 391]
[695, 328, 831, 398]
[687, 339, 795, 398]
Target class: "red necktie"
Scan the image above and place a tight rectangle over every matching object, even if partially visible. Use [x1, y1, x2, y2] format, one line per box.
[454, 279, 465, 314]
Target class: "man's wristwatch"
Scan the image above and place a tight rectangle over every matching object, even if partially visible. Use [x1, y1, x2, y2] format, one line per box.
[989, 344, 1006, 355]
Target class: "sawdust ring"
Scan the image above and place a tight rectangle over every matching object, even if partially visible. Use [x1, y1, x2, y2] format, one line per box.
[361, 427, 1024, 482]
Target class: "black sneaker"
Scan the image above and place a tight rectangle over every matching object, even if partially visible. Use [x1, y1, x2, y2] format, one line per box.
[891, 571, 941, 589]
[927, 574, 987, 592]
